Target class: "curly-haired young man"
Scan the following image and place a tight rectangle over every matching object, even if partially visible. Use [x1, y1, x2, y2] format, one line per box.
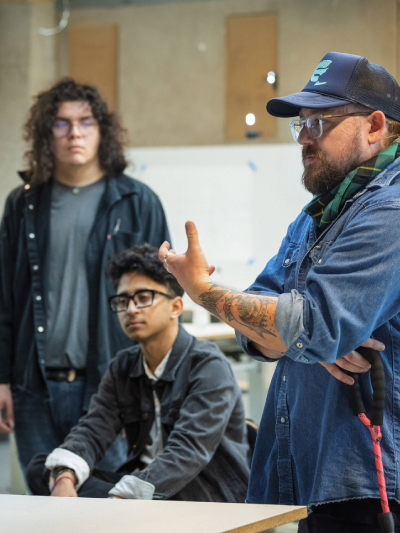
[0, 79, 170, 474]
[26, 244, 249, 502]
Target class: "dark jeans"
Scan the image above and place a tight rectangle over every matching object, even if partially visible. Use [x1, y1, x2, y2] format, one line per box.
[298, 499, 400, 533]
[13, 379, 127, 477]
[27, 453, 127, 498]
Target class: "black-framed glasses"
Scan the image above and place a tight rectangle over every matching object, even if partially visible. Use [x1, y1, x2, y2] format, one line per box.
[52, 117, 98, 138]
[108, 289, 174, 312]
[289, 112, 372, 143]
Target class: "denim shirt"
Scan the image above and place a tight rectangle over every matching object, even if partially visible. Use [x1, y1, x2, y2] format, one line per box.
[236, 157, 400, 508]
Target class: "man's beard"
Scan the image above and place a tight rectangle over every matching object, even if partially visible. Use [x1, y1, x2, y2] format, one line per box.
[301, 136, 364, 196]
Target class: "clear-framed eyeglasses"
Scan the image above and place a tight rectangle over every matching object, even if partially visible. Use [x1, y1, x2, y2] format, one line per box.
[52, 117, 98, 138]
[108, 289, 174, 313]
[289, 112, 372, 143]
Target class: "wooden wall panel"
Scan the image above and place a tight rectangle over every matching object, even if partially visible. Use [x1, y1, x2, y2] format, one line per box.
[225, 13, 277, 140]
[68, 25, 118, 110]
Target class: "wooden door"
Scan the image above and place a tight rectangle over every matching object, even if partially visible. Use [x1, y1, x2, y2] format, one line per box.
[68, 25, 118, 110]
[225, 14, 278, 140]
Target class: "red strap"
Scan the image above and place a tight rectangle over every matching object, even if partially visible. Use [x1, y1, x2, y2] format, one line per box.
[53, 474, 75, 490]
[358, 413, 390, 514]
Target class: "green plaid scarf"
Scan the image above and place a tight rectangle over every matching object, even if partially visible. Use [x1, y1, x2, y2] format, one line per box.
[303, 143, 400, 229]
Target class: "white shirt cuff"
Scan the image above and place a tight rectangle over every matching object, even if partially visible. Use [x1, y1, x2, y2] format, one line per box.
[45, 448, 90, 491]
[108, 475, 155, 500]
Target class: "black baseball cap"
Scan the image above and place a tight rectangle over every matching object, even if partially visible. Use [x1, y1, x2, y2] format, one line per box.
[267, 52, 400, 121]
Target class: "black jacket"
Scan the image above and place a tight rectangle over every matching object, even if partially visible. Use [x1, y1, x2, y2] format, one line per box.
[0, 174, 170, 407]
[60, 327, 250, 502]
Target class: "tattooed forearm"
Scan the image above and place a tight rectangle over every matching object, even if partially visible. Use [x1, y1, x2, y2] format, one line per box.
[237, 296, 276, 338]
[198, 283, 229, 315]
[198, 284, 277, 339]
[222, 293, 242, 322]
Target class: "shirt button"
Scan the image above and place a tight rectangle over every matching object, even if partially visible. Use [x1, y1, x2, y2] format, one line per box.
[35, 295, 42, 301]
[24, 184, 30, 190]
[72, 187, 80, 195]
[284, 258, 290, 264]
[28, 204, 34, 210]
[29, 233, 35, 239]
[32, 265, 39, 271]
[38, 326, 44, 332]
[283, 376, 286, 381]
[40, 359, 45, 365]
[296, 342, 303, 348]
[281, 417, 286, 423]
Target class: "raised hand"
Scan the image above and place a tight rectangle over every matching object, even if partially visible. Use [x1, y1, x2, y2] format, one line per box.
[158, 221, 215, 302]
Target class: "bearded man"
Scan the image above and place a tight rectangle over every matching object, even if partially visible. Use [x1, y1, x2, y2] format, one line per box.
[158, 52, 400, 532]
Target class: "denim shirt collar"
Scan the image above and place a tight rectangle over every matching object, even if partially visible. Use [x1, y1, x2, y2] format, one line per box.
[359, 156, 400, 191]
[315, 157, 400, 232]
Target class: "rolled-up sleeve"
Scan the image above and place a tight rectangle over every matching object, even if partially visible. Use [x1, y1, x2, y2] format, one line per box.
[236, 290, 304, 361]
[109, 475, 155, 500]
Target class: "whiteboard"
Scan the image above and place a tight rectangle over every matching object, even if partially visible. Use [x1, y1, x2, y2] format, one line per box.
[126, 144, 310, 291]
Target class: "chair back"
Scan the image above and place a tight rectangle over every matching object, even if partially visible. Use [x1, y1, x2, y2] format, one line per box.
[245, 419, 259, 467]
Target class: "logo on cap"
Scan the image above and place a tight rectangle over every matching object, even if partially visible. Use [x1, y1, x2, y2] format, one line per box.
[310, 60, 332, 86]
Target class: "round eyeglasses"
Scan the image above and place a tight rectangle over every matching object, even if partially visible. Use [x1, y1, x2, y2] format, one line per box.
[289, 112, 372, 143]
[108, 289, 174, 313]
[52, 117, 98, 138]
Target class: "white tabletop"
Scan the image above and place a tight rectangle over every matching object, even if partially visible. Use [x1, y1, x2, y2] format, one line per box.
[183, 322, 236, 340]
[1, 495, 307, 533]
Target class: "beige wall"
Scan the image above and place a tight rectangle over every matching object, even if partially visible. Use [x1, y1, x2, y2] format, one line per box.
[0, 0, 399, 210]
[57, 0, 399, 147]
[0, 1, 56, 211]
[0, 3, 31, 209]
[57, 0, 279, 147]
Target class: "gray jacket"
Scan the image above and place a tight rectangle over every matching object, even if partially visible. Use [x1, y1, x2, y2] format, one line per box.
[61, 326, 250, 502]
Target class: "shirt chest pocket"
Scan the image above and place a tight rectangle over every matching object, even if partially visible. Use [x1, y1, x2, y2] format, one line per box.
[282, 243, 300, 268]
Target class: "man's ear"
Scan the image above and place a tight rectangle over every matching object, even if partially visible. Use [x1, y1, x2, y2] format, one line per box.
[170, 296, 183, 320]
[367, 110, 388, 146]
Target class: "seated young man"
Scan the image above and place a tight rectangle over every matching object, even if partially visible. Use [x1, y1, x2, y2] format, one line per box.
[27, 244, 250, 501]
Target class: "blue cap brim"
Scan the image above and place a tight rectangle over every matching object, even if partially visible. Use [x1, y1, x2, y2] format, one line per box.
[267, 91, 353, 118]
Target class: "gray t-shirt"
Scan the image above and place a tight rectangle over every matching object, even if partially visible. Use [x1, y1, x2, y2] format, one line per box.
[44, 178, 106, 369]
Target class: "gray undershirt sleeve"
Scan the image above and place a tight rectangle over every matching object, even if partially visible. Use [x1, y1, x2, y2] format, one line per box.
[275, 290, 304, 349]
